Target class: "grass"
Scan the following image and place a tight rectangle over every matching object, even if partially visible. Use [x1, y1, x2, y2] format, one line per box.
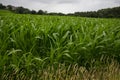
[0, 9, 14, 15]
[0, 11, 120, 79]
[1, 60, 120, 80]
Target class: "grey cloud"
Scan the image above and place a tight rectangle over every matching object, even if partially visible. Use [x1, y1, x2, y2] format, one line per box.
[32, 0, 55, 4]
[58, 0, 79, 4]
[32, 0, 79, 4]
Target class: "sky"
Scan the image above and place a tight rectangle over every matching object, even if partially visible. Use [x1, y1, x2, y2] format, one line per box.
[0, 0, 120, 13]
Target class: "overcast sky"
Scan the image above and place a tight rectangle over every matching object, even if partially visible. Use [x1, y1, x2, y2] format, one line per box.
[0, 0, 120, 13]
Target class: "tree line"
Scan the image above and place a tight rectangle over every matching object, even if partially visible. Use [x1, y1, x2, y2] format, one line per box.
[0, 3, 120, 18]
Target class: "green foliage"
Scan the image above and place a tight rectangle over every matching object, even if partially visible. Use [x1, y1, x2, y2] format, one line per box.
[0, 13, 120, 79]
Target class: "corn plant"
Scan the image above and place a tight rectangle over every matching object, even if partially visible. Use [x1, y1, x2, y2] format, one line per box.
[0, 11, 120, 79]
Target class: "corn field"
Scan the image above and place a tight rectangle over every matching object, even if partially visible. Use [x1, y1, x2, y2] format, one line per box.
[0, 12, 120, 79]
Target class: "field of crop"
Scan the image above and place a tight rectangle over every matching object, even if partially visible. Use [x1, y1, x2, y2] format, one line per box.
[0, 10, 120, 80]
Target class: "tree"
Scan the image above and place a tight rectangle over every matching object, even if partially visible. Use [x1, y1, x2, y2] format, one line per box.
[0, 3, 6, 9]
[23, 9, 30, 14]
[31, 10, 36, 14]
[15, 7, 30, 14]
[37, 10, 44, 15]
[15, 7, 24, 14]
[7, 5, 13, 11]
